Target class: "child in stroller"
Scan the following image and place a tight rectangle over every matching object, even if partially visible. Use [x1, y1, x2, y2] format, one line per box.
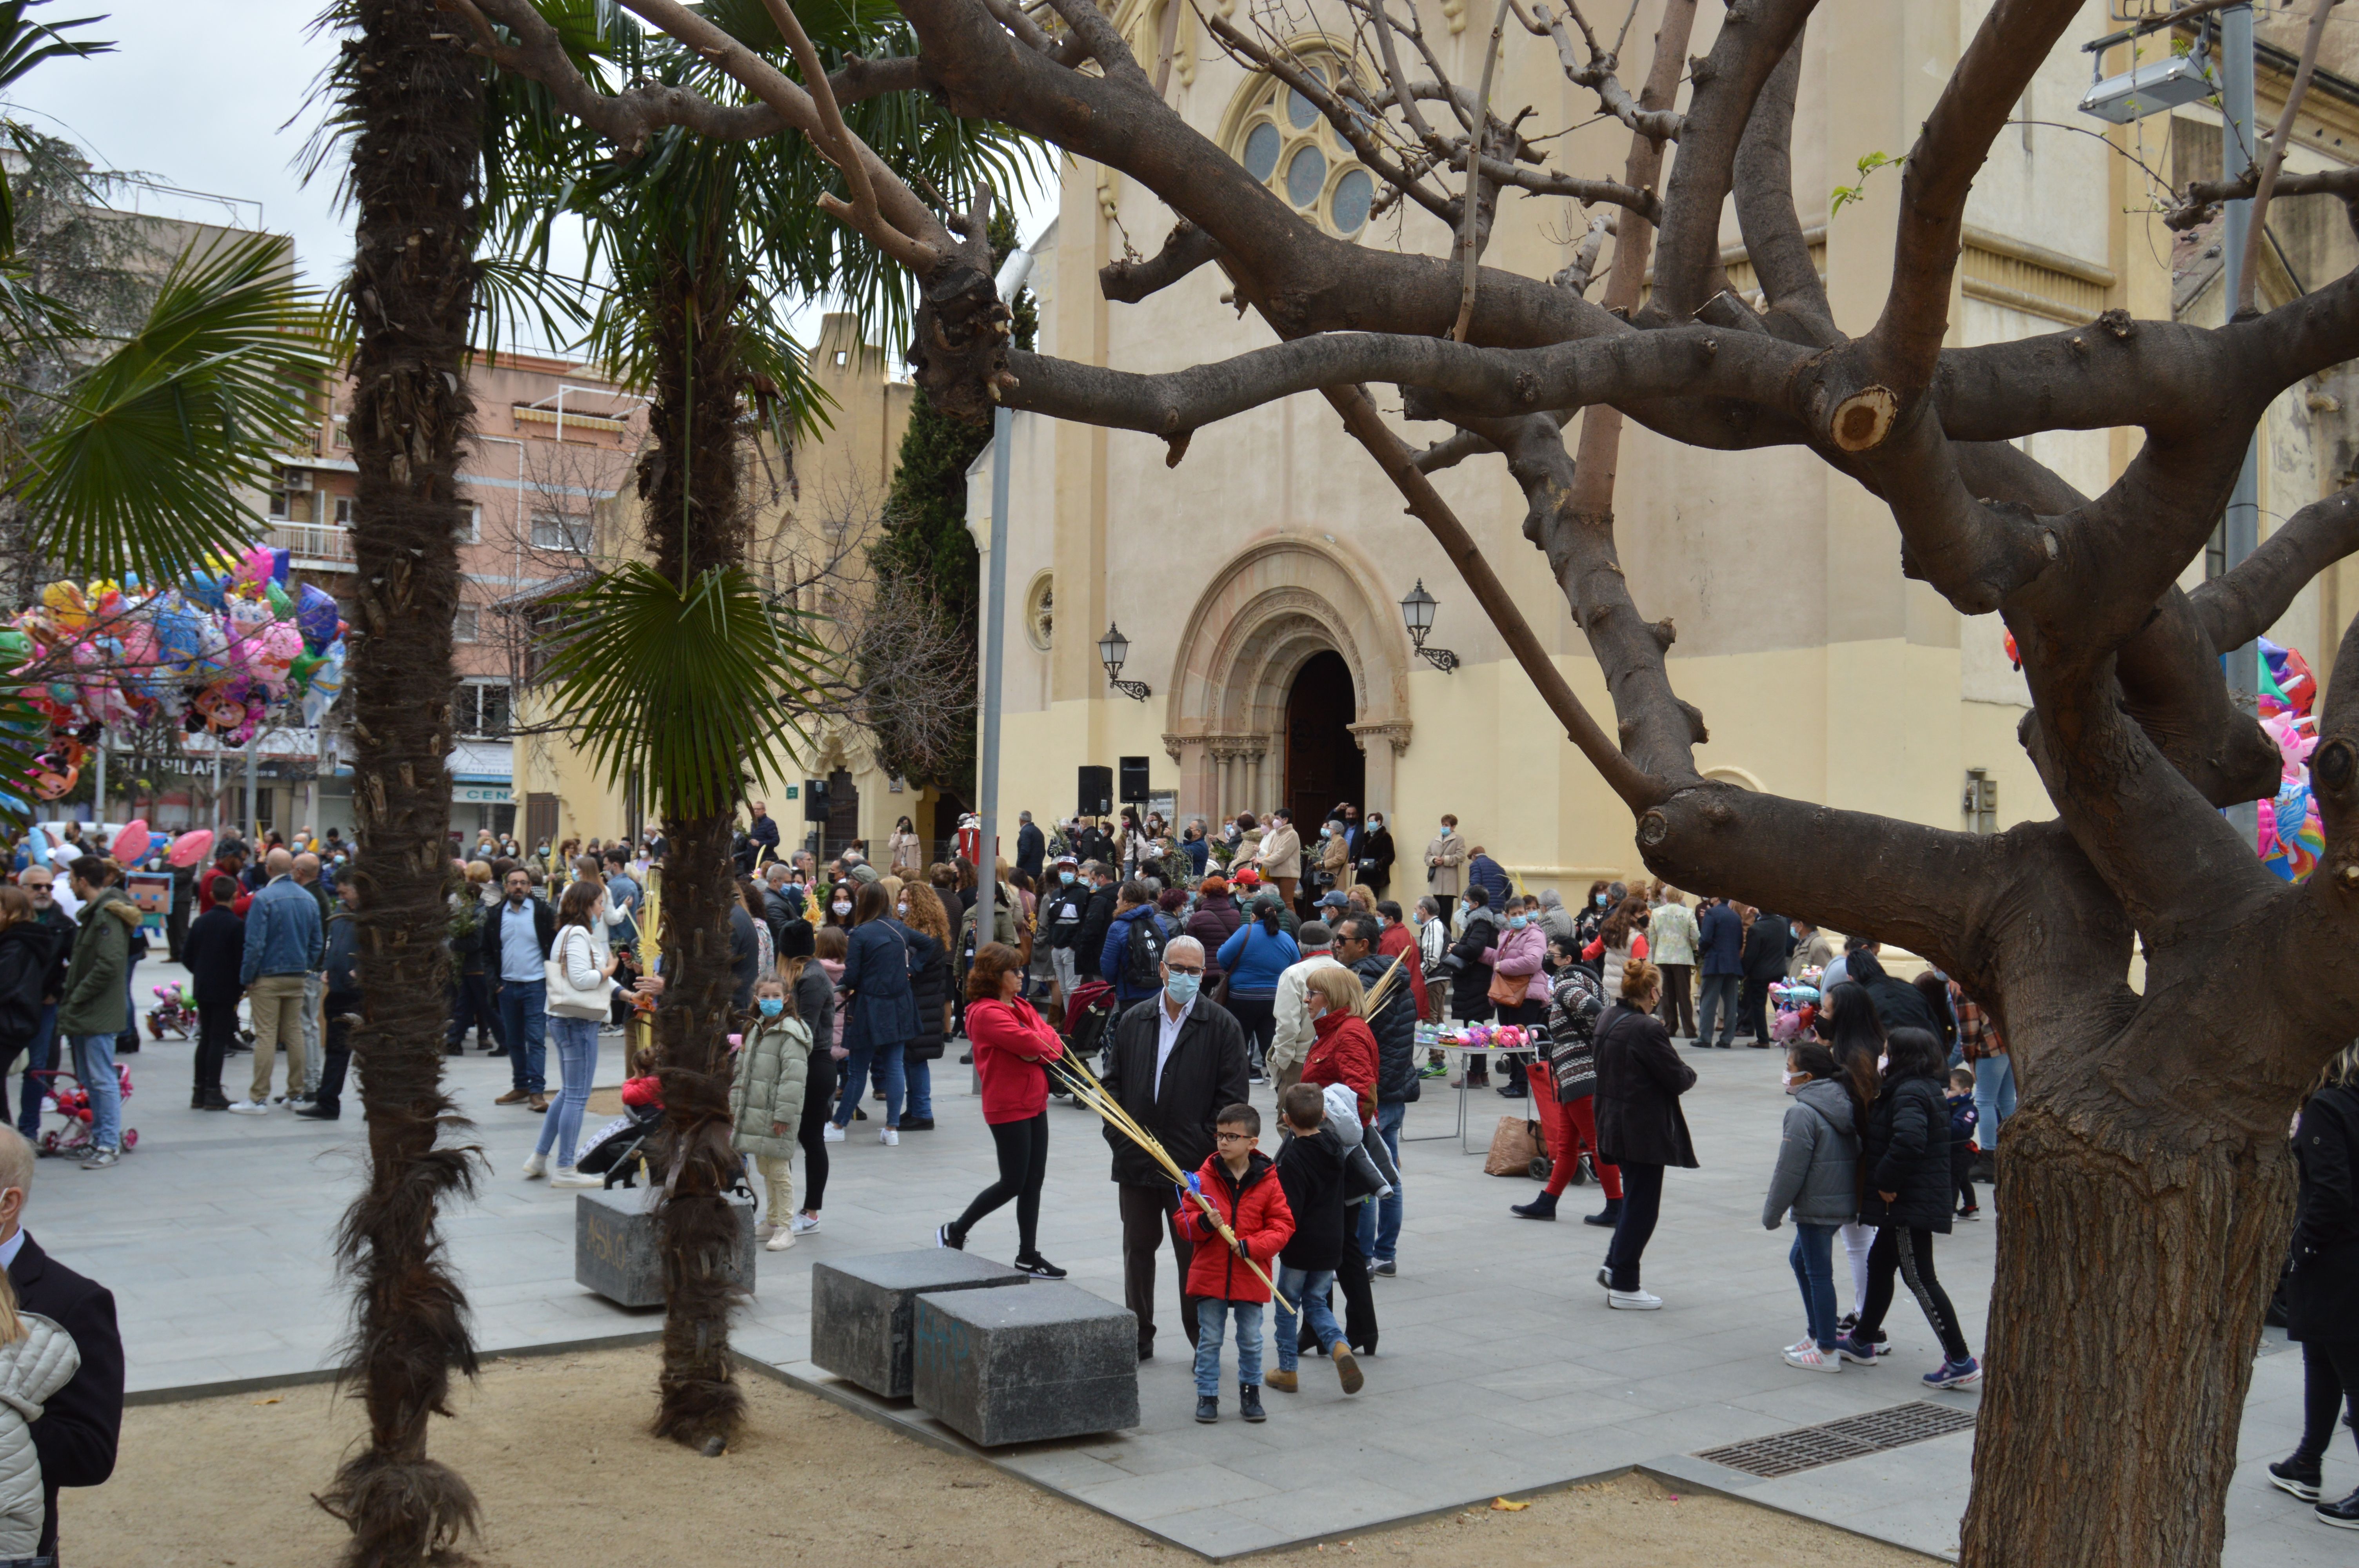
[576, 1051, 663, 1188]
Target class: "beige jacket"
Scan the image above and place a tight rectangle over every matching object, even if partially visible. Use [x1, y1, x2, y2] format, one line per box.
[1268, 953, 1345, 1077]
[1256, 824, 1302, 880]
[1425, 830, 1467, 896]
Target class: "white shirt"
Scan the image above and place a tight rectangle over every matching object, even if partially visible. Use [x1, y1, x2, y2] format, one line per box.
[0, 1229, 22, 1271]
[1153, 992, 1196, 1101]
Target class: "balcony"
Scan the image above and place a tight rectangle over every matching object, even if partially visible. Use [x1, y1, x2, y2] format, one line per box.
[266, 521, 355, 571]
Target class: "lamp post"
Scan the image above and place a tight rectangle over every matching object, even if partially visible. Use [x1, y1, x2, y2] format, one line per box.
[1399, 579, 1459, 672]
[1098, 622, 1152, 700]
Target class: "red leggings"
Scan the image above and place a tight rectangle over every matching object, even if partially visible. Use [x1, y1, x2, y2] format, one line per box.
[1536, 1085, 1621, 1200]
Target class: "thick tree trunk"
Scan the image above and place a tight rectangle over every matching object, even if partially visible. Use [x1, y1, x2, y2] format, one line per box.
[317, 2, 485, 1562]
[1962, 1062, 2294, 1566]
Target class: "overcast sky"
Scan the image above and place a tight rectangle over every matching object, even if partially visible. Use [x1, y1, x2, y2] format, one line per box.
[4, 0, 1054, 358]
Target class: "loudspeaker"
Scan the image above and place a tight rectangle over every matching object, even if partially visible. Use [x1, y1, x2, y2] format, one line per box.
[1078, 765, 1112, 819]
[1119, 755, 1150, 803]
[803, 780, 829, 821]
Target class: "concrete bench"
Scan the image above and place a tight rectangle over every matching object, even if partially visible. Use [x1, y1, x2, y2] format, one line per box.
[809, 1252, 1031, 1398]
[574, 1187, 756, 1309]
[912, 1281, 1139, 1446]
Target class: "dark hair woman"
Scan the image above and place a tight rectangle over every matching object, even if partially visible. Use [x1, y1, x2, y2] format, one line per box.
[897, 882, 954, 1132]
[1816, 980, 1887, 1330]
[938, 943, 1068, 1276]
[1764, 1038, 1863, 1370]
[2267, 1041, 2359, 1524]
[1591, 959, 1694, 1309]
[1585, 897, 1652, 1002]
[1836, 1027, 1978, 1388]
[530, 876, 619, 1185]
[823, 879, 858, 929]
[830, 881, 918, 1142]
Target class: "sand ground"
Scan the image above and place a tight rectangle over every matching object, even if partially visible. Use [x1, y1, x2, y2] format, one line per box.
[64, 1344, 1938, 1567]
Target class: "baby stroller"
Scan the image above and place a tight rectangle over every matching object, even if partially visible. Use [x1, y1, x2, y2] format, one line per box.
[1063, 978, 1119, 1077]
[578, 1103, 663, 1189]
[28, 1062, 138, 1159]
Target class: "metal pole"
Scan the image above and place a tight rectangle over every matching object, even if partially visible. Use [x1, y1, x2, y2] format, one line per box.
[91, 730, 105, 826]
[245, 732, 259, 839]
[2222, 4, 2261, 847]
[974, 242, 1034, 1018]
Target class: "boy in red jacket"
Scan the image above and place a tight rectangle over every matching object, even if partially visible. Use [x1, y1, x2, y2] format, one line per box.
[1176, 1102, 1295, 1425]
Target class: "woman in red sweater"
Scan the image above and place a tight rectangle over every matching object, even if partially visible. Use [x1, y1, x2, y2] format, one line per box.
[1299, 966, 1379, 1125]
[938, 942, 1068, 1277]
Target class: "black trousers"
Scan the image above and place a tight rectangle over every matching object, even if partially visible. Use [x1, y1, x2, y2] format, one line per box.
[194, 999, 238, 1100]
[1952, 1144, 1976, 1210]
[1605, 1161, 1666, 1291]
[796, 1051, 835, 1212]
[952, 1112, 1049, 1254]
[1857, 1225, 1971, 1363]
[2293, 1339, 2359, 1464]
[312, 989, 358, 1116]
[1303, 1218, 1381, 1356]
[1227, 996, 1276, 1069]
[446, 969, 501, 1050]
[1500, 998, 1544, 1092]
[1739, 976, 1772, 1043]
[1118, 1181, 1197, 1351]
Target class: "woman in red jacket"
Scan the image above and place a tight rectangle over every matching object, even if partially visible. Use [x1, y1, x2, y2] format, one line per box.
[938, 942, 1068, 1277]
[1299, 966, 1379, 1125]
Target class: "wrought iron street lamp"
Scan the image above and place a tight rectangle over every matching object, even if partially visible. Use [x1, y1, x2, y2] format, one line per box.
[1098, 621, 1152, 700]
[1399, 580, 1458, 672]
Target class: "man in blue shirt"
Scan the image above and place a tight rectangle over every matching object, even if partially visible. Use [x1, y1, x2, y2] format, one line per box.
[228, 849, 324, 1114]
[480, 867, 555, 1109]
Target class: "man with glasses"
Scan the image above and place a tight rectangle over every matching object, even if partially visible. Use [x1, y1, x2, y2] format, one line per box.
[10, 871, 75, 1141]
[1097, 934, 1249, 1363]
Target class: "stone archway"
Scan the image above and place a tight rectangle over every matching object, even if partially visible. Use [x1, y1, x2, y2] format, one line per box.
[1162, 536, 1412, 822]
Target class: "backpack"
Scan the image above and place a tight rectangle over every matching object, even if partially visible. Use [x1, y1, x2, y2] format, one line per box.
[1120, 911, 1165, 993]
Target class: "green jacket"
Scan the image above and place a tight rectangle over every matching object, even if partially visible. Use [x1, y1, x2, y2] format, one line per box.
[57, 887, 138, 1036]
[729, 1016, 812, 1161]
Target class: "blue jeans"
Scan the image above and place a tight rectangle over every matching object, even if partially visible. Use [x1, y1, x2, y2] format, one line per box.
[495, 980, 547, 1094]
[534, 1015, 599, 1165]
[16, 1002, 55, 1136]
[1373, 1101, 1405, 1261]
[1974, 1053, 2017, 1147]
[1194, 1298, 1264, 1397]
[904, 1058, 933, 1120]
[1274, 1266, 1341, 1372]
[1789, 1222, 1840, 1350]
[835, 1039, 905, 1128]
[69, 1033, 120, 1152]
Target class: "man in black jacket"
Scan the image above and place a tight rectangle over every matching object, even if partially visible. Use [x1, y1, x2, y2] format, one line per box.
[1072, 861, 1120, 982]
[11, 869, 76, 1140]
[1739, 907, 1794, 1048]
[1014, 810, 1045, 883]
[1337, 915, 1414, 1272]
[0, 1127, 121, 1560]
[299, 878, 361, 1120]
[1098, 935, 1249, 1361]
[179, 874, 246, 1110]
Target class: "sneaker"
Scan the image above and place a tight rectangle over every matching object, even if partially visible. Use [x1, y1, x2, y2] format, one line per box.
[1923, 1357, 1981, 1389]
[1783, 1343, 1841, 1374]
[226, 1100, 269, 1116]
[1194, 1394, 1219, 1423]
[821, 1123, 846, 1143]
[790, 1213, 822, 1235]
[1249, 1071, 1268, 1085]
[1239, 1384, 1265, 1423]
[494, 1089, 531, 1106]
[1607, 1288, 1662, 1311]
[1264, 1368, 1298, 1393]
[1596, 1265, 1614, 1291]
[936, 1223, 963, 1250]
[756, 1219, 779, 1241]
[549, 1168, 600, 1189]
[520, 1151, 549, 1180]
[1956, 1205, 1981, 1220]
[880, 1127, 899, 1146]
[2269, 1458, 2324, 1503]
[1372, 1257, 1397, 1277]
[79, 1147, 119, 1170]
[1331, 1343, 1364, 1394]
[2319, 1488, 2359, 1529]
[765, 1227, 796, 1252]
[1015, 1252, 1068, 1279]
[1833, 1335, 1881, 1366]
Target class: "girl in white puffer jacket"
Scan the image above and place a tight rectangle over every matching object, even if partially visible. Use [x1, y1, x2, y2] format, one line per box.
[0, 1271, 78, 1563]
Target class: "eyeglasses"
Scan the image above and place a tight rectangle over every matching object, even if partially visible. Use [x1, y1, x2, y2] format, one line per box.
[1215, 1131, 1254, 1143]
[1166, 963, 1204, 976]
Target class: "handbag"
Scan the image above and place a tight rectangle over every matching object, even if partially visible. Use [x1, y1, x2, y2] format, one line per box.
[1487, 964, 1526, 1010]
[545, 925, 611, 1019]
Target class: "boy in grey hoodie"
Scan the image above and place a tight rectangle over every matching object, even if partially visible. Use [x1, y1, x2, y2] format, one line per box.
[1763, 1040, 1862, 1373]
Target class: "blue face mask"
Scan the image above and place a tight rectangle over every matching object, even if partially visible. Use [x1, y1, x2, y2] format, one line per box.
[1165, 971, 1201, 1006]
[1060, 871, 1076, 885]
[1594, 894, 1607, 906]
[1509, 914, 1530, 929]
[757, 997, 783, 1018]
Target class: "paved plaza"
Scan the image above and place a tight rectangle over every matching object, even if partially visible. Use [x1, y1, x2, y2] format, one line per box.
[30, 957, 2346, 1562]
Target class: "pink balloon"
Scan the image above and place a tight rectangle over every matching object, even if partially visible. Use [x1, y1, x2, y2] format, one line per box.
[109, 819, 150, 864]
[166, 829, 214, 868]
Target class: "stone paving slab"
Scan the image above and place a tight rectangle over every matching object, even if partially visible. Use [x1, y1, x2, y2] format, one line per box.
[28, 958, 2349, 1562]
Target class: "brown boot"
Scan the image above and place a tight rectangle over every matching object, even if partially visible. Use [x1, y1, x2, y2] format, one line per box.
[529, 1093, 549, 1112]
[1264, 1368, 1298, 1393]
[494, 1089, 530, 1106]
[1331, 1342, 1364, 1395]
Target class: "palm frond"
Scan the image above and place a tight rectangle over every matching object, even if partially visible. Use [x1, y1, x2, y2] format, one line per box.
[14, 229, 336, 579]
[534, 561, 836, 818]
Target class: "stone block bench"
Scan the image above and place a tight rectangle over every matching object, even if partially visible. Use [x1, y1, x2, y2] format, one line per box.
[810, 1252, 1030, 1398]
[574, 1187, 756, 1309]
[912, 1280, 1139, 1446]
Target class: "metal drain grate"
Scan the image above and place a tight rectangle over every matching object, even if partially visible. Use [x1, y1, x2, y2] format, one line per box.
[1694, 1401, 1978, 1479]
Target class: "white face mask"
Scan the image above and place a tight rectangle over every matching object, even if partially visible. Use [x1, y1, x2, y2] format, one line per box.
[832, 901, 852, 916]
[1781, 1070, 1807, 1094]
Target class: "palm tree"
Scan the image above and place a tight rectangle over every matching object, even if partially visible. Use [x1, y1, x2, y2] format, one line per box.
[306, 3, 487, 1563]
[476, 0, 1029, 1449]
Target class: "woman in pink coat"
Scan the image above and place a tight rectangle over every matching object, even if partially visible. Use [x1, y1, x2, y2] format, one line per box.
[1483, 895, 1551, 1099]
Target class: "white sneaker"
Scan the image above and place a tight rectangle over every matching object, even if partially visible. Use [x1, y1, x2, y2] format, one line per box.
[765, 1227, 796, 1252]
[1783, 1343, 1841, 1373]
[880, 1127, 899, 1146]
[520, 1151, 549, 1179]
[755, 1219, 778, 1241]
[226, 1100, 269, 1116]
[821, 1123, 846, 1144]
[789, 1213, 821, 1235]
[549, 1167, 600, 1189]
[1607, 1288, 1663, 1311]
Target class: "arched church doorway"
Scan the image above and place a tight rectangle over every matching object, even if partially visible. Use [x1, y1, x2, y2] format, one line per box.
[1286, 650, 1364, 831]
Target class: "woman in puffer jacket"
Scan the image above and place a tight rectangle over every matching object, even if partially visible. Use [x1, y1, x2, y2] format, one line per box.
[732, 977, 813, 1253]
[1835, 1027, 1979, 1388]
[1763, 1038, 1863, 1373]
[0, 1271, 78, 1562]
[1482, 896, 1550, 1098]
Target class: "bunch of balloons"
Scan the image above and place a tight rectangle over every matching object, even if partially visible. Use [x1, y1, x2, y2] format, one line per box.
[4, 544, 349, 817]
[2257, 637, 2326, 884]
